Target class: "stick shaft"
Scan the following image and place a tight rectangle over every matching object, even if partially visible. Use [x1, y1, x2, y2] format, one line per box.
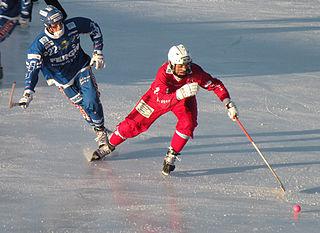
[236, 118, 286, 193]
[8, 82, 16, 109]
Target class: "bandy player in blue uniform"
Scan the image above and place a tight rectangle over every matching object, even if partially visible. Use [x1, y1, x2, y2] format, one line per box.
[0, 0, 65, 79]
[19, 5, 110, 155]
[0, 0, 32, 27]
[0, 0, 32, 78]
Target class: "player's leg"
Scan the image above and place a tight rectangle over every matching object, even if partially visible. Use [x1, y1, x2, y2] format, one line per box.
[162, 97, 198, 175]
[108, 95, 166, 148]
[76, 69, 104, 129]
[61, 68, 107, 149]
[75, 68, 113, 149]
[92, 96, 164, 161]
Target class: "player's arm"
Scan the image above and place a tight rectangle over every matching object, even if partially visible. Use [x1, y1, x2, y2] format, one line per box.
[201, 75, 230, 101]
[25, 52, 41, 92]
[197, 67, 238, 120]
[19, 42, 43, 108]
[87, 19, 105, 69]
[71, 17, 104, 69]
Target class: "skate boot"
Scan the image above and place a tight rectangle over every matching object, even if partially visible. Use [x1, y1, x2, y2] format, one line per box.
[90, 126, 115, 161]
[94, 126, 113, 147]
[91, 142, 115, 161]
[162, 147, 180, 176]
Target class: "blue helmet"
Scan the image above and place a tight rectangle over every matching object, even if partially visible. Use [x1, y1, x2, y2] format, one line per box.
[39, 5, 64, 27]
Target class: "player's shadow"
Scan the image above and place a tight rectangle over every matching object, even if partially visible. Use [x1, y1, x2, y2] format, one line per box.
[105, 128, 320, 178]
[172, 161, 320, 178]
[300, 187, 320, 194]
[107, 147, 166, 161]
[136, 136, 320, 155]
[106, 127, 320, 161]
[300, 209, 320, 214]
[137, 129, 320, 144]
[134, 128, 320, 154]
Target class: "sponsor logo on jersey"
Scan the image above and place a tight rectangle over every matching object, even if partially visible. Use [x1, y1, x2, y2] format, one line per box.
[204, 80, 212, 88]
[61, 40, 69, 50]
[135, 100, 154, 118]
[66, 22, 76, 30]
[153, 87, 160, 94]
[49, 43, 80, 63]
[39, 36, 49, 44]
[39, 36, 55, 49]
[79, 75, 90, 86]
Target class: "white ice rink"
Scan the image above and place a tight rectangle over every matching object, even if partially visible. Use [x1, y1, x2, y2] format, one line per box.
[1, 1, 320, 232]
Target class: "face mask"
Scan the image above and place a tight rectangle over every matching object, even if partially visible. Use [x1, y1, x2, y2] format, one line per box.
[45, 24, 65, 39]
[52, 26, 64, 38]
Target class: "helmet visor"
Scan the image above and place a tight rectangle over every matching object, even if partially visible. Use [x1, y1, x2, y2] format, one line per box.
[47, 21, 63, 33]
[179, 56, 192, 65]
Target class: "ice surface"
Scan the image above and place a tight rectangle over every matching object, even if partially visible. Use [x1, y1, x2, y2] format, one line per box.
[0, 1, 319, 232]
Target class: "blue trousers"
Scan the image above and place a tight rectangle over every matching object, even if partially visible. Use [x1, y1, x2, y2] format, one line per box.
[62, 68, 104, 128]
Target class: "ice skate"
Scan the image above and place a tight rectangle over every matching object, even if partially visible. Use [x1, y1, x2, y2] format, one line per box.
[90, 126, 115, 161]
[90, 142, 115, 161]
[162, 147, 180, 176]
[94, 126, 109, 147]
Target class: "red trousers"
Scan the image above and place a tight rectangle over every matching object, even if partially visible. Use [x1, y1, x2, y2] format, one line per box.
[110, 90, 198, 152]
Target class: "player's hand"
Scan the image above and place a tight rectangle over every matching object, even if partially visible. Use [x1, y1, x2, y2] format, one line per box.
[176, 82, 199, 100]
[224, 99, 238, 121]
[19, 90, 34, 109]
[90, 50, 105, 70]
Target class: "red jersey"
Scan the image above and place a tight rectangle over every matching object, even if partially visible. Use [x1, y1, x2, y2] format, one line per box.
[148, 62, 230, 109]
[111, 62, 231, 142]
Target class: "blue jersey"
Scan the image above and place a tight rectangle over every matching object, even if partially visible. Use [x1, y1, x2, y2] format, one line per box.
[0, 0, 32, 19]
[25, 17, 103, 91]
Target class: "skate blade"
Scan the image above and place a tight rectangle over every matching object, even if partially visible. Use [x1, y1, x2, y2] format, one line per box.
[83, 147, 119, 162]
[161, 170, 171, 176]
[83, 147, 95, 162]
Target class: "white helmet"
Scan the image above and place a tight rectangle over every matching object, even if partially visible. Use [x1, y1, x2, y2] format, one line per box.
[168, 44, 192, 65]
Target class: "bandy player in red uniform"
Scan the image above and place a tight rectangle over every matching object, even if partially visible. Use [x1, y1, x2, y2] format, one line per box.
[90, 44, 238, 176]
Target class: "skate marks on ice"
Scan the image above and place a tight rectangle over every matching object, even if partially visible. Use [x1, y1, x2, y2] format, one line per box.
[83, 160, 186, 232]
[166, 173, 320, 215]
[83, 147, 95, 162]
